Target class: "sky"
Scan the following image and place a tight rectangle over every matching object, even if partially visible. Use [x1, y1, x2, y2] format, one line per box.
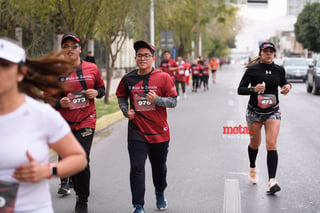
[235, 0, 297, 55]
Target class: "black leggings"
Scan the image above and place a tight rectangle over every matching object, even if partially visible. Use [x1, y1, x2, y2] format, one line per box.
[203, 75, 209, 88]
[175, 80, 186, 96]
[60, 128, 94, 203]
[128, 139, 169, 206]
[192, 75, 200, 90]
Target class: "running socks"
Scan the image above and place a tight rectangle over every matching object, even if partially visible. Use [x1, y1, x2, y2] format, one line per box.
[267, 150, 278, 179]
[248, 145, 258, 168]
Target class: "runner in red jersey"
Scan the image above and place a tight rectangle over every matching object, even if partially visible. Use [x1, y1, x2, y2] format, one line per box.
[116, 41, 177, 213]
[175, 56, 187, 99]
[202, 60, 210, 91]
[184, 60, 191, 86]
[191, 59, 201, 92]
[159, 50, 178, 82]
[51, 33, 105, 213]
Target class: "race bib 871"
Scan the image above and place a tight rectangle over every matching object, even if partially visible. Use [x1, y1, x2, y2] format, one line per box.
[258, 94, 276, 109]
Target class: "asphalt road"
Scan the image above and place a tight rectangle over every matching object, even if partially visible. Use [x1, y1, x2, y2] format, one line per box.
[50, 63, 320, 213]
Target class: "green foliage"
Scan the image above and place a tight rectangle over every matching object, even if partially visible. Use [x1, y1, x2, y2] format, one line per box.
[52, 0, 103, 48]
[148, 0, 239, 58]
[0, 0, 240, 61]
[295, 3, 320, 53]
[95, 95, 119, 119]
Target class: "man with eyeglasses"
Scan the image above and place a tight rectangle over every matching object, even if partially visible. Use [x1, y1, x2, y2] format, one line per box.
[116, 40, 177, 213]
[52, 33, 105, 213]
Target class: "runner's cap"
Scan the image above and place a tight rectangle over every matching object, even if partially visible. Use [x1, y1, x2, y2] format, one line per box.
[61, 33, 80, 45]
[0, 38, 26, 63]
[259, 42, 276, 52]
[134, 40, 155, 55]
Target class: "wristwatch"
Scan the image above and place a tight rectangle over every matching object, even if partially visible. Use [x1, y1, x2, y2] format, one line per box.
[48, 163, 58, 179]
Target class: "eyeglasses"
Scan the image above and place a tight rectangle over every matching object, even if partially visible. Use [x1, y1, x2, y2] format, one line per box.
[62, 44, 79, 50]
[136, 54, 153, 60]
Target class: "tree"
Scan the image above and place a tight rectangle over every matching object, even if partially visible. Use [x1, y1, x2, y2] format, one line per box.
[52, 0, 103, 49]
[0, 0, 103, 56]
[95, 0, 135, 104]
[131, 0, 240, 59]
[0, 0, 60, 56]
[205, 4, 240, 58]
[295, 3, 320, 53]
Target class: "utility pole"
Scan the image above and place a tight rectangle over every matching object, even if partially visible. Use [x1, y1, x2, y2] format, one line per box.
[150, 0, 155, 66]
[150, 0, 155, 46]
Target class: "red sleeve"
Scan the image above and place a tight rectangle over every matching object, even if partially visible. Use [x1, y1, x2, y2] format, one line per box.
[171, 59, 178, 67]
[94, 66, 105, 88]
[82, 61, 105, 89]
[116, 76, 129, 97]
[162, 73, 177, 97]
[159, 63, 163, 70]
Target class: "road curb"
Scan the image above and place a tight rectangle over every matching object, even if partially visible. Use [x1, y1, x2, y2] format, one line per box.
[95, 110, 124, 131]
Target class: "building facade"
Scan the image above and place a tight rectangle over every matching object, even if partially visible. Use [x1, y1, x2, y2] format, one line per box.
[287, 0, 320, 16]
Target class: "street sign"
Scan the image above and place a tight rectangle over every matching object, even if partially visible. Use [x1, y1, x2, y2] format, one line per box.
[171, 47, 177, 59]
[160, 30, 174, 50]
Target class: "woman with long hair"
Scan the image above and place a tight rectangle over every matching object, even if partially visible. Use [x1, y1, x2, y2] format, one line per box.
[238, 42, 291, 195]
[0, 37, 87, 212]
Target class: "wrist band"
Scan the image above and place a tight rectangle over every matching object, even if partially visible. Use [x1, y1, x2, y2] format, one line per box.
[47, 163, 58, 179]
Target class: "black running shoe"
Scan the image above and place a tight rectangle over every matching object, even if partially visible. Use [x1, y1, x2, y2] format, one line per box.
[75, 201, 88, 213]
[57, 183, 71, 195]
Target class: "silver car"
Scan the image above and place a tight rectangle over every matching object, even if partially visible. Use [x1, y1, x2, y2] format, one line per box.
[282, 57, 309, 82]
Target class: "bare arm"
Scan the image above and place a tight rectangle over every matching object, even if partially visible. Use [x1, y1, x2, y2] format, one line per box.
[13, 132, 87, 182]
[49, 132, 87, 178]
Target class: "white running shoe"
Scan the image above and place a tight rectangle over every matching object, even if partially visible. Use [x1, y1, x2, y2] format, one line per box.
[266, 178, 281, 195]
[249, 166, 258, 184]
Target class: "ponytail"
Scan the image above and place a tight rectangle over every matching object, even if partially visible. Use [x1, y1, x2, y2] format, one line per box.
[246, 56, 260, 68]
[18, 51, 72, 104]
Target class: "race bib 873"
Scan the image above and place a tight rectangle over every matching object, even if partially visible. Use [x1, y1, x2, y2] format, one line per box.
[67, 91, 89, 110]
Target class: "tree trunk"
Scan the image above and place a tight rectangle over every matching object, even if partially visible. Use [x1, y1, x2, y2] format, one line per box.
[104, 46, 112, 104]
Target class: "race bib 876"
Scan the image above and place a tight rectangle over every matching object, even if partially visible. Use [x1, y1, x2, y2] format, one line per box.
[133, 93, 156, 112]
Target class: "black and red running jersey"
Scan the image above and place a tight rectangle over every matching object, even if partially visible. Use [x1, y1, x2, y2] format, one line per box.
[159, 58, 178, 81]
[191, 63, 201, 76]
[116, 68, 177, 143]
[202, 64, 210, 76]
[56, 61, 105, 130]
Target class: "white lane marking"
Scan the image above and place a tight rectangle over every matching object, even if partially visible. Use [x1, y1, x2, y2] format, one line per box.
[223, 179, 242, 213]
